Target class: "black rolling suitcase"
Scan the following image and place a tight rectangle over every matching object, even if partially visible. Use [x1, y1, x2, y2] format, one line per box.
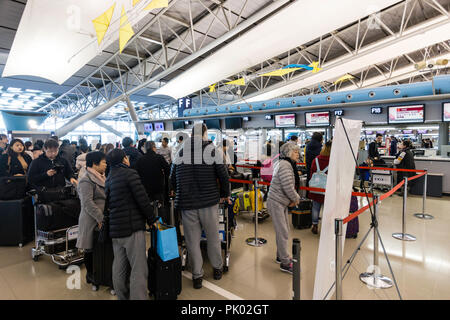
[91, 230, 114, 290]
[35, 200, 80, 231]
[147, 227, 182, 300]
[291, 200, 313, 229]
[0, 197, 34, 246]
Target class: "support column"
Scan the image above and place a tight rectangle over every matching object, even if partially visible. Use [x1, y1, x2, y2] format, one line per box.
[438, 122, 449, 155]
[91, 118, 124, 138]
[125, 97, 145, 136]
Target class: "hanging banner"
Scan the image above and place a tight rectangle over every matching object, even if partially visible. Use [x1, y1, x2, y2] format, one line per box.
[313, 118, 362, 300]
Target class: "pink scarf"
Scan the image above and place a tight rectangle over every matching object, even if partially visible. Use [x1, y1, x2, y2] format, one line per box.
[87, 167, 106, 186]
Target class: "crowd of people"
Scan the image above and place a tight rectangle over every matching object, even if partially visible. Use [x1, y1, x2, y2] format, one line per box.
[0, 128, 420, 299]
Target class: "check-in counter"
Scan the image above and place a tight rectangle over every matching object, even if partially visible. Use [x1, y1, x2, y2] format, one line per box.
[382, 155, 450, 194]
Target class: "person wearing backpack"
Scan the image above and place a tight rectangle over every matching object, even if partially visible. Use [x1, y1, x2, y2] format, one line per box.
[308, 141, 332, 235]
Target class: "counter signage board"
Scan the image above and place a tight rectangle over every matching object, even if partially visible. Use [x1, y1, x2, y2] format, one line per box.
[371, 107, 382, 114]
[443, 102, 450, 122]
[178, 98, 192, 117]
[275, 114, 296, 128]
[305, 111, 330, 127]
[388, 104, 424, 124]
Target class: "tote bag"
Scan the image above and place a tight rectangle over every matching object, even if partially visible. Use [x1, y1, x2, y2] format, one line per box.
[309, 158, 328, 195]
[155, 218, 179, 262]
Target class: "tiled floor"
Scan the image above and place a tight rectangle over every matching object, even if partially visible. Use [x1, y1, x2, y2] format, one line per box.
[0, 193, 449, 300]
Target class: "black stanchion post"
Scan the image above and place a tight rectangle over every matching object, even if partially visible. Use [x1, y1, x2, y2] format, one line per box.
[414, 171, 434, 220]
[393, 177, 416, 241]
[335, 218, 343, 300]
[292, 238, 301, 300]
[246, 179, 267, 247]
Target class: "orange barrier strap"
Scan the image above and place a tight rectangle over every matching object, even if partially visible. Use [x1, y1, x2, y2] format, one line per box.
[229, 178, 253, 185]
[352, 192, 374, 198]
[258, 181, 271, 186]
[296, 163, 306, 166]
[379, 179, 405, 201]
[300, 186, 325, 193]
[343, 198, 378, 224]
[357, 166, 426, 173]
[236, 164, 262, 170]
[407, 172, 427, 182]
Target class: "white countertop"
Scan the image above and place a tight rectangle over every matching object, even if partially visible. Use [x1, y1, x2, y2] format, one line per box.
[382, 155, 450, 162]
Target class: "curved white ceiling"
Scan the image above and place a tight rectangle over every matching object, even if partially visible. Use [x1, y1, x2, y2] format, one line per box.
[2, 0, 153, 84]
[150, 0, 400, 99]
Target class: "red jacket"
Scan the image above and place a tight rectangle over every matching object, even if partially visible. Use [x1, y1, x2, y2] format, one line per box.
[308, 155, 330, 203]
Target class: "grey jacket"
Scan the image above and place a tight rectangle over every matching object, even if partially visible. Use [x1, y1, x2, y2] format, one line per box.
[76, 169, 106, 250]
[267, 159, 300, 207]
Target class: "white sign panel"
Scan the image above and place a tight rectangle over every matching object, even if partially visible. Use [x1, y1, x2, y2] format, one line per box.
[313, 118, 362, 300]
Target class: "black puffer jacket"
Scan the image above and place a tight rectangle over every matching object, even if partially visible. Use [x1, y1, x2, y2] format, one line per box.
[27, 153, 74, 189]
[123, 146, 142, 169]
[105, 164, 156, 239]
[170, 138, 230, 210]
[0, 153, 32, 177]
[305, 139, 322, 180]
[136, 150, 170, 200]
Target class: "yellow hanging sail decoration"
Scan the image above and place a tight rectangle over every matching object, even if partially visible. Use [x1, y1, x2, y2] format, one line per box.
[261, 68, 301, 77]
[92, 3, 116, 46]
[133, 0, 142, 6]
[334, 74, 354, 85]
[309, 61, 322, 73]
[209, 83, 217, 93]
[144, 0, 169, 11]
[119, 6, 135, 53]
[225, 78, 245, 86]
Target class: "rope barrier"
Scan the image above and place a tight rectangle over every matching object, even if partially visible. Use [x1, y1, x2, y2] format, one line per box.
[357, 166, 426, 173]
[406, 171, 427, 182]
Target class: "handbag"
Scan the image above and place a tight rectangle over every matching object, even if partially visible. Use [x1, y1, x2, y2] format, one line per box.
[309, 158, 328, 195]
[154, 217, 179, 262]
[0, 157, 27, 200]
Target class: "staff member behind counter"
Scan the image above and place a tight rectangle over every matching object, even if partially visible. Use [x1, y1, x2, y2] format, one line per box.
[394, 140, 416, 185]
[28, 138, 78, 189]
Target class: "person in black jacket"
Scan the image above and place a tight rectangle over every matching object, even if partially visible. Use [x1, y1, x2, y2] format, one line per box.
[369, 134, 383, 160]
[122, 137, 141, 169]
[105, 148, 157, 300]
[394, 140, 416, 186]
[170, 123, 230, 289]
[136, 141, 170, 217]
[389, 136, 398, 156]
[305, 132, 323, 181]
[0, 133, 8, 155]
[27, 139, 77, 189]
[0, 138, 32, 177]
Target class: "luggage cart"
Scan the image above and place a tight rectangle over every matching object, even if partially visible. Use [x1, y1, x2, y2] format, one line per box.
[371, 169, 393, 192]
[30, 193, 84, 269]
[181, 203, 232, 273]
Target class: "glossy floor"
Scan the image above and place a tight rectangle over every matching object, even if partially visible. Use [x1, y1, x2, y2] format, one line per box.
[0, 194, 449, 300]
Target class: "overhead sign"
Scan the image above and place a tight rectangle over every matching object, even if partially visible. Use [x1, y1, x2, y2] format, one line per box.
[371, 107, 383, 114]
[334, 110, 344, 116]
[178, 98, 192, 117]
[305, 112, 330, 127]
[388, 104, 424, 124]
[443, 102, 450, 122]
[144, 123, 153, 132]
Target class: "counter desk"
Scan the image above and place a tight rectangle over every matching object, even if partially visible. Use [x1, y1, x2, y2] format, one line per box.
[382, 156, 450, 195]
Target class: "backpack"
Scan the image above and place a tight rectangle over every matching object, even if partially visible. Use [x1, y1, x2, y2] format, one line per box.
[309, 157, 328, 195]
[261, 154, 279, 182]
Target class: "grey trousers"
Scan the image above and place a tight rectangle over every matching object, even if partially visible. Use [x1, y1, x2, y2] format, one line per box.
[267, 199, 291, 265]
[182, 204, 223, 280]
[112, 230, 148, 300]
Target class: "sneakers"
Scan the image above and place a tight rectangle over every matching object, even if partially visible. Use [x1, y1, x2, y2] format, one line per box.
[311, 224, 318, 235]
[280, 262, 293, 274]
[193, 278, 203, 289]
[213, 268, 223, 280]
[275, 257, 281, 264]
[86, 273, 93, 284]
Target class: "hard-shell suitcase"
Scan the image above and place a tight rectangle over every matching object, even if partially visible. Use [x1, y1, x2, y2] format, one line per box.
[346, 196, 359, 238]
[35, 200, 80, 231]
[291, 200, 312, 229]
[249, 189, 264, 212]
[0, 197, 34, 246]
[299, 174, 307, 199]
[92, 230, 114, 290]
[148, 227, 182, 300]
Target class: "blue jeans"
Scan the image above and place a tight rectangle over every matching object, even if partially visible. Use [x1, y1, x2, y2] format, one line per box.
[312, 201, 322, 225]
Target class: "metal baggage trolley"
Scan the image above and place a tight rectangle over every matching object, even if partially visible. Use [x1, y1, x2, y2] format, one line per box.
[30, 191, 84, 269]
[180, 203, 232, 273]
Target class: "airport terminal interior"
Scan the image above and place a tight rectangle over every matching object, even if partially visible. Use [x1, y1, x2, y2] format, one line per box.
[0, 0, 450, 301]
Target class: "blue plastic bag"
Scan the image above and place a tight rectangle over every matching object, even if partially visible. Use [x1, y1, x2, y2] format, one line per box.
[156, 219, 179, 262]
